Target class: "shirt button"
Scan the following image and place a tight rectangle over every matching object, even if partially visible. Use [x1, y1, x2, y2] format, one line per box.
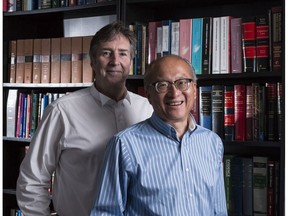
[186, 168, 189, 172]
[189, 193, 193, 198]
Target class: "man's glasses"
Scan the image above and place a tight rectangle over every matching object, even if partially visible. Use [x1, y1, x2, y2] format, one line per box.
[149, 78, 194, 93]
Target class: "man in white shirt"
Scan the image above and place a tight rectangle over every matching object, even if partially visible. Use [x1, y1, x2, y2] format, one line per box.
[16, 21, 153, 216]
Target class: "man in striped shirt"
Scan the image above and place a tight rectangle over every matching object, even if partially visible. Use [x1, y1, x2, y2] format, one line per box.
[90, 55, 228, 215]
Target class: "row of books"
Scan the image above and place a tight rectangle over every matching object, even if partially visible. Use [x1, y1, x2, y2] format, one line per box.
[3, 0, 113, 12]
[224, 155, 280, 216]
[6, 89, 66, 138]
[8, 36, 93, 84]
[131, 6, 282, 76]
[192, 82, 282, 142]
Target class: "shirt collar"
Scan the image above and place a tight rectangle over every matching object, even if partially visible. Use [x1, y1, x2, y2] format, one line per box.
[149, 113, 196, 140]
[90, 84, 131, 106]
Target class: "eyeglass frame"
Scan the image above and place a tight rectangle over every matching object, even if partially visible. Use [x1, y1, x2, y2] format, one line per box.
[149, 78, 194, 93]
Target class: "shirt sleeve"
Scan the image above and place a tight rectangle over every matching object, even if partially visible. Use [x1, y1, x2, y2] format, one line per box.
[16, 104, 64, 216]
[90, 136, 131, 216]
[214, 138, 228, 216]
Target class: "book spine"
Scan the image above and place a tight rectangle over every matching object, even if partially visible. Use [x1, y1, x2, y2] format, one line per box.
[199, 86, 212, 130]
[256, 15, 270, 72]
[148, 21, 158, 64]
[171, 21, 180, 56]
[51, 38, 61, 83]
[211, 85, 224, 138]
[6, 89, 18, 137]
[9, 40, 17, 83]
[161, 20, 172, 57]
[242, 157, 253, 216]
[212, 17, 221, 74]
[24, 39, 33, 83]
[41, 38, 51, 83]
[220, 16, 231, 74]
[191, 18, 203, 74]
[245, 84, 253, 140]
[32, 38, 42, 83]
[253, 156, 268, 215]
[252, 83, 260, 141]
[224, 85, 235, 141]
[16, 39, 25, 83]
[179, 18, 192, 63]
[201, 17, 212, 74]
[71, 37, 83, 83]
[265, 82, 277, 141]
[60, 37, 72, 83]
[82, 36, 93, 83]
[234, 84, 246, 141]
[271, 6, 282, 72]
[230, 17, 243, 73]
[276, 82, 282, 141]
[267, 160, 275, 216]
[242, 17, 257, 72]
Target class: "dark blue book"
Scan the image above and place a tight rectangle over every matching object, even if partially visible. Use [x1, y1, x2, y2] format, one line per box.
[199, 86, 212, 130]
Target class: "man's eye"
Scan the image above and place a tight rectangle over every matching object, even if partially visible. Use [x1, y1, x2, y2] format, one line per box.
[102, 51, 111, 57]
[120, 52, 128, 57]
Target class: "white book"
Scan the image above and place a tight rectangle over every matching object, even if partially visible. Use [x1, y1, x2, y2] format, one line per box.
[171, 21, 180, 55]
[220, 16, 231, 74]
[212, 17, 221, 74]
[6, 89, 18, 137]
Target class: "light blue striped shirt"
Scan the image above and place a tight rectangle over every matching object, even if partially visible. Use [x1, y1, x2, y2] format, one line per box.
[90, 112, 228, 216]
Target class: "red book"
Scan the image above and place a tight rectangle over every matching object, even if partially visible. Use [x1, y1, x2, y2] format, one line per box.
[242, 17, 256, 72]
[191, 87, 199, 124]
[148, 21, 158, 64]
[234, 84, 246, 141]
[224, 85, 234, 141]
[256, 15, 269, 72]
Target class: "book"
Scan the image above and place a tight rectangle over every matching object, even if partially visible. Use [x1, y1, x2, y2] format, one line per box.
[29, 91, 39, 137]
[212, 17, 221, 74]
[276, 82, 282, 141]
[231, 156, 244, 216]
[71, 37, 83, 83]
[211, 85, 224, 138]
[201, 17, 213, 74]
[242, 157, 253, 216]
[230, 17, 242, 73]
[161, 20, 172, 56]
[267, 160, 275, 216]
[199, 86, 212, 130]
[253, 156, 268, 216]
[245, 84, 253, 140]
[148, 21, 158, 64]
[179, 18, 192, 63]
[190, 87, 199, 124]
[6, 89, 18, 137]
[224, 85, 234, 141]
[156, 22, 163, 58]
[191, 18, 203, 75]
[252, 83, 260, 141]
[171, 21, 180, 55]
[220, 16, 231, 74]
[51, 38, 61, 83]
[256, 15, 270, 72]
[265, 82, 277, 141]
[270, 6, 282, 72]
[23, 39, 33, 83]
[242, 16, 257, 72]
[223, 155, 235, 215]
[41, 38, 51, 83]
[259, 85, 266, 141]
[82, 36, 93, 83]
[60, 37, 72, 83]
[234, 84, 246, 141]
[8, 40, 17, 83]
[32, 38, 42, 83]
[16, 39, 25, 83]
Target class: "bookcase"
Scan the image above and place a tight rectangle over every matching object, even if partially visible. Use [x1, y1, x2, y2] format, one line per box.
[2, 0, 285, 215]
